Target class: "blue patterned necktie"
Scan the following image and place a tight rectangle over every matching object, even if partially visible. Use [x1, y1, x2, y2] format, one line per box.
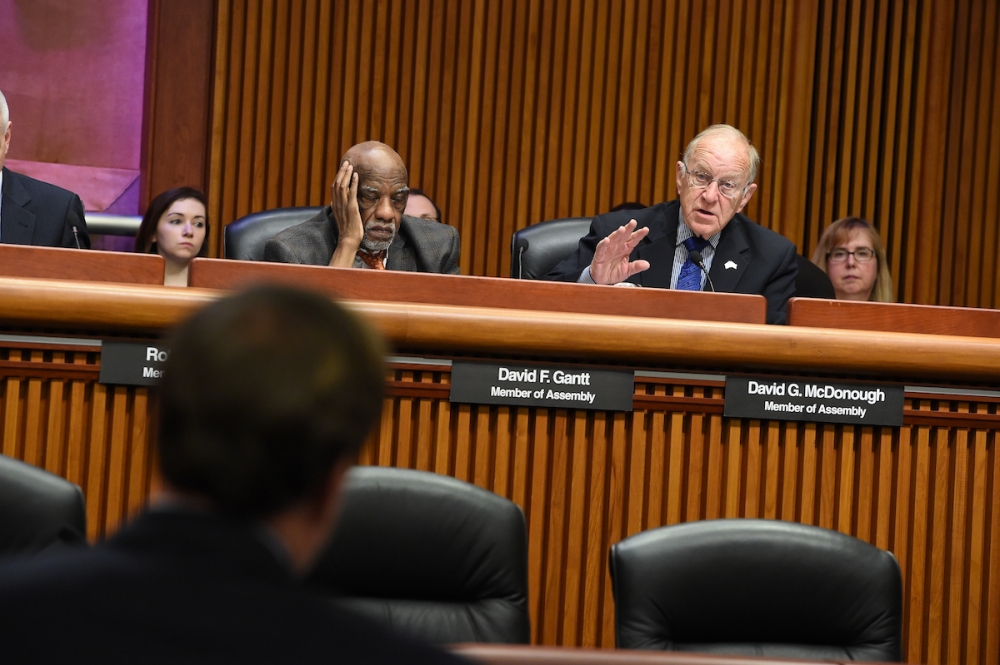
[676, 236, 710, 291]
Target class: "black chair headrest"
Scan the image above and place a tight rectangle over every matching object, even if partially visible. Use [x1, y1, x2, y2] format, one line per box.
[306, 466, 530, 644]
[224, 207, 325, 260]
[610, 518, 902, 661]
[510, 217, 592, 279]
[0, 455, 86, 558]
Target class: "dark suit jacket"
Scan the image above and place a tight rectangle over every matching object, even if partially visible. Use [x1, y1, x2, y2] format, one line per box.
[546, 201, 798, 324]
[0, 510, 467, 664]
[1, 167, 90, 248]
[263, 206, 460, 273]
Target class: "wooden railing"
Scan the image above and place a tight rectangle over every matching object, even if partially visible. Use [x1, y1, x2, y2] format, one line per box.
[0, 244, 163, 285]
[788, 297, 1000, 337]
[188, 257, 768, 324]
[0, 277, 997, 664]
[2, 277, 1000, 381]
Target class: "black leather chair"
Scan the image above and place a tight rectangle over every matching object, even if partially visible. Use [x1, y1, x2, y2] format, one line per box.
[223, 206, 324, 260]
[0, 455, 87, 558]
[306, 466, 531, 644]
[509, 217, 592, 279]
[610, 519, 902, 661]
[794, 254, 836, 299]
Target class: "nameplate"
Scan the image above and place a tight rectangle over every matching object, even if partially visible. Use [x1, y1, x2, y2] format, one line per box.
[450, 361, 634, 411]
[99, 341, 169, 386]
[724, 376, 903, 426]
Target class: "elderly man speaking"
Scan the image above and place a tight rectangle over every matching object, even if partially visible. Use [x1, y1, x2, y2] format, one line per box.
[265, 141, 460, 274]
[546, 124, 797, 324]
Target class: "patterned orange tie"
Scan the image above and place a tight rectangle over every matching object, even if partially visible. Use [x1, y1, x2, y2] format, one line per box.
[357, 250, 387, 270]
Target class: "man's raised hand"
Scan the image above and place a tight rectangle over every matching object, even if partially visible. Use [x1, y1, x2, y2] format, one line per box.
[589, 220, 651, 285]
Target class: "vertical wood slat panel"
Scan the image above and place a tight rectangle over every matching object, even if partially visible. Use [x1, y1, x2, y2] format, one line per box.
[0, 347, 155, 543]
[985, 2, 1000, 309]
[985, 439, 1000, 665]
[85, 384, 109, 539]
[364, 374, 1000, 664]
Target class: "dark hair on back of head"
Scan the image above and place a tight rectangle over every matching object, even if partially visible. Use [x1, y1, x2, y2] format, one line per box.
[135, 187, 210, 256]
[157, 285, 386, 519]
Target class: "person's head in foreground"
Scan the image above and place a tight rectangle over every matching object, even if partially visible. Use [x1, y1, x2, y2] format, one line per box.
[135, 187, 210, 286]
[404, 188, 441, 222]
[676, 124, 760, 239]
[158, 284, 386, 573]
[811, 217, 893, 302]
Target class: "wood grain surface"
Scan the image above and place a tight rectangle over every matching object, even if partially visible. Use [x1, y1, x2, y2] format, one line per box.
[0, 245, 164, 285]
[188, 257, 768, 324]
[788, 298, 1000, 337]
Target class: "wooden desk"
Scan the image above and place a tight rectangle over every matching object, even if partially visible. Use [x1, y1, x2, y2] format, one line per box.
[788, 297, 1000, 337]
[188, 258, 768, 324]
[0, 278, 997, 665]
[0, 244, 164, 285]
[452, 644, 835, 665]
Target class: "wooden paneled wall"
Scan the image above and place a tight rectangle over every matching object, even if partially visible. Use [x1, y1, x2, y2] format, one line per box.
[0, 342, 154, 541]
[206, 0, 1000, 307]
[142, 0, 216, 212]
[803, 0, 1000, 308]
[366, 367, 1000, 665]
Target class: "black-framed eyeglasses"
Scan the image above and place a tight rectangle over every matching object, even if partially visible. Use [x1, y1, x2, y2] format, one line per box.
[827, 247, 875, 263]
[681, 163, 747, 200]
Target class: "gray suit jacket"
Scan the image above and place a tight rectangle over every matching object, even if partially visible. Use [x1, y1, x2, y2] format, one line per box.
[263, 206, 460, 274]
[1, 167, 90, 248]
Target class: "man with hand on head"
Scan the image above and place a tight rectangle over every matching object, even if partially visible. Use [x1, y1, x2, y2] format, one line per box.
[0, 88, 90, 248]
[264, 141, 459, 273]
[546, 124, 797, 324]
[0, 285, 468, 664]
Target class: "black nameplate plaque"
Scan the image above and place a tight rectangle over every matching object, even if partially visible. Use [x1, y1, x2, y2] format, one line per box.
[724, 376, 904, 427]
[450, 361, 633, 412]
[99, 341, 169, 386]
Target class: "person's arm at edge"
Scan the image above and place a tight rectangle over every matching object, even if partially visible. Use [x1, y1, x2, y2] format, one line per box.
[764, 241, 798, 325]
[442, 223, 460, 274]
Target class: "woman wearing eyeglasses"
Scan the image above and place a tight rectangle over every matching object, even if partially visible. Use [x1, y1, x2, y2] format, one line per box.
[811, 217, 894, 302]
